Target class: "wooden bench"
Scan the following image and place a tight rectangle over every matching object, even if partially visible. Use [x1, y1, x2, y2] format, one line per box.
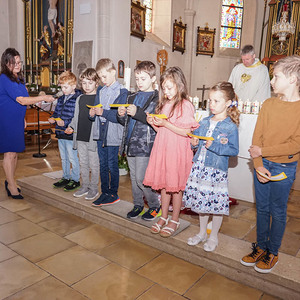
[25, 107, 55, 144]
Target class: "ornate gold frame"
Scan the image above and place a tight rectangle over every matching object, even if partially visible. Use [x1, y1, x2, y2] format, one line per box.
[172, 18, 187, 54]
[131, 1, 146, 41]
[196, 25, 216, 57]
[22, 0, 74, 88]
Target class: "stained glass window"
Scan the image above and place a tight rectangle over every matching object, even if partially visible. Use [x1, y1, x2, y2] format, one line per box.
[219, 0, 243, 49]
[144, 0, 153, 32]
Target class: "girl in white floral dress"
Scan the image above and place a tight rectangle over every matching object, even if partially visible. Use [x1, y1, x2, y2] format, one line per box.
[183, 82, 240, 252]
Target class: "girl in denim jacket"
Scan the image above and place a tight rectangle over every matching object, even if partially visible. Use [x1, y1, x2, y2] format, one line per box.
[183, 82, 240, 252]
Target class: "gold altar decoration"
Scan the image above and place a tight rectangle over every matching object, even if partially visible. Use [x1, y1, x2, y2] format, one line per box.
[264, 0, 300, 68]
[22, 0, 74, 91]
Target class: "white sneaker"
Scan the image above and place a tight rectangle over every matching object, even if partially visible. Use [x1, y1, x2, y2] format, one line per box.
[85, 190, 99, 200]
[73, 187, 89, 197]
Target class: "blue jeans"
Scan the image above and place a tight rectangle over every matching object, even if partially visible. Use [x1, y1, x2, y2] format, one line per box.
[97, 142, 119, 196]
[254, 158, 297, 255]
[58, 139, 80, 182]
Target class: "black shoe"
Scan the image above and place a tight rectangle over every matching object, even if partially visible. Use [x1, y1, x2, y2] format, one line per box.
[53, 178, 70, 188]
[92, 193, 109, 207]
[64, 180, 80, 191]
[98, 194, 120, 207]
[127, 205, 144, 219]
[141, 207, 161, 221]
[5, 180, 23, 199]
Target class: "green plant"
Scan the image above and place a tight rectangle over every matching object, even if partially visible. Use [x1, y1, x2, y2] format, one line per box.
[118, 154, 129, 171]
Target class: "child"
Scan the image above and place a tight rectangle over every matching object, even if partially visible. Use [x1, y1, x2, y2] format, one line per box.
[183, 82, 239, 252]
[143, 66, 199, 237]
[117, 61, 160, 220]
[65, 68, 100, 200]
[89, 58, 127, 206]
[241, 55, 300, 273]
[49, 71, 81, 191]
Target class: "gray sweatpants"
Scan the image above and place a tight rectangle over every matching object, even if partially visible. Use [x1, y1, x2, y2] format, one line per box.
[77, 141, 99, 192]
[127, 156, 159, 208]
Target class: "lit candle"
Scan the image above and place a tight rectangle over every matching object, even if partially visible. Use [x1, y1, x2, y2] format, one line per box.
[124, 67, 131, 90]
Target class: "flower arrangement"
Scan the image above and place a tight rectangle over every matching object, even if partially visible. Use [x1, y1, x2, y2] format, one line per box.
[118, 153, 129, 171]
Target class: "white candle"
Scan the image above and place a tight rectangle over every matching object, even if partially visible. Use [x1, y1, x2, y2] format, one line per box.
[193, 96, 199, 109]
[243, 100, 251, 114]
[251, 101, 259, 114]
[124, 67, 131, 90]
[238, 99, 243, 112]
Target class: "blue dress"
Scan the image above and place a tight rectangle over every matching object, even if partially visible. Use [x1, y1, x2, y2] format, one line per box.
[0, 74, 28, 153]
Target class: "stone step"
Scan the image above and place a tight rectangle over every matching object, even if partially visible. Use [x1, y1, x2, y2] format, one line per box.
[18, 175, 300, 300]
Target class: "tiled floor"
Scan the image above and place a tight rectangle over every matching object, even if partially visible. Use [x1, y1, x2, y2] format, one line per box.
[0, 138, 296, 299]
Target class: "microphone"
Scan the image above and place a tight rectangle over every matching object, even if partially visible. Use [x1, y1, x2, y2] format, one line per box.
[53, 90, 63, 99]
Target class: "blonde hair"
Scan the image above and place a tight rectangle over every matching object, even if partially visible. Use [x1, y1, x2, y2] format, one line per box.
[274, 55, 300, 87]
[210, 81, 240, 126]
[156, 66, 188, 119]
[58, 71, 77, 86]
[95, 58, 116, 72]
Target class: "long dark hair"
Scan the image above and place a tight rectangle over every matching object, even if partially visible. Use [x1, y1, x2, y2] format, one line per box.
[0, 48, 24, 84]
[156, 66, 188, 119]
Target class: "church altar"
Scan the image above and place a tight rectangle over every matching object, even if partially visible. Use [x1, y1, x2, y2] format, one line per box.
[195, 110, 258, 203]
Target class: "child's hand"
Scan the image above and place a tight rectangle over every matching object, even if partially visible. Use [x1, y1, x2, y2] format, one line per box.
[57, 119, 65, 127]
[95, 107, 103, 116]
[118, 106, 126, 116]
[191, 137, 199, 147]
[48, 117, 55, 124]
[127, 104, 137, 116]
[256, 166, 271, 183]
[249, 145, 262, 158]
[146, 113, 154, 125]
[89, 107, 96, 117]
[205, 140, 213, 148]
[153, 116, 166, 127]
[65, 127, 73, 134]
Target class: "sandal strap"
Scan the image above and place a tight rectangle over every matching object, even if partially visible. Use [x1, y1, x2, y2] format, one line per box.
[160, 216, 168, 223]
[161, 226, 175, 234]
[151, 223, 162, 231]
[170, 219, 180, 225]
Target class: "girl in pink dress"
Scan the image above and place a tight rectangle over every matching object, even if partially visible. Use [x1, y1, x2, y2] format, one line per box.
[143, 67, 199, 237]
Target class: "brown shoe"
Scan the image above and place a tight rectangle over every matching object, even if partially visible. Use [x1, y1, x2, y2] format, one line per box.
[254, 251, 278, 273]
[240, 243, 267, 267]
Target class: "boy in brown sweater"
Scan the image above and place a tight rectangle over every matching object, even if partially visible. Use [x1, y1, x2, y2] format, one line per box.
[240, 55, 300, 273]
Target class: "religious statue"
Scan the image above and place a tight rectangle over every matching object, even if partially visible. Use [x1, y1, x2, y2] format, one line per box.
[157, 48, 168, 75]
[36, 25, 51, 61]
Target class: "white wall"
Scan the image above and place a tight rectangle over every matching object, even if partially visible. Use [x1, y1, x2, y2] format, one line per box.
[0, 0, 10, 58]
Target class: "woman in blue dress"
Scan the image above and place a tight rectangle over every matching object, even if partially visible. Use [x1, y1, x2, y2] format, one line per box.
[0, 48, 53, 199]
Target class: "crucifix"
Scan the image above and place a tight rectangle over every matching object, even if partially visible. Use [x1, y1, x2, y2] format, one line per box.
[196, 84, 210, 109]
